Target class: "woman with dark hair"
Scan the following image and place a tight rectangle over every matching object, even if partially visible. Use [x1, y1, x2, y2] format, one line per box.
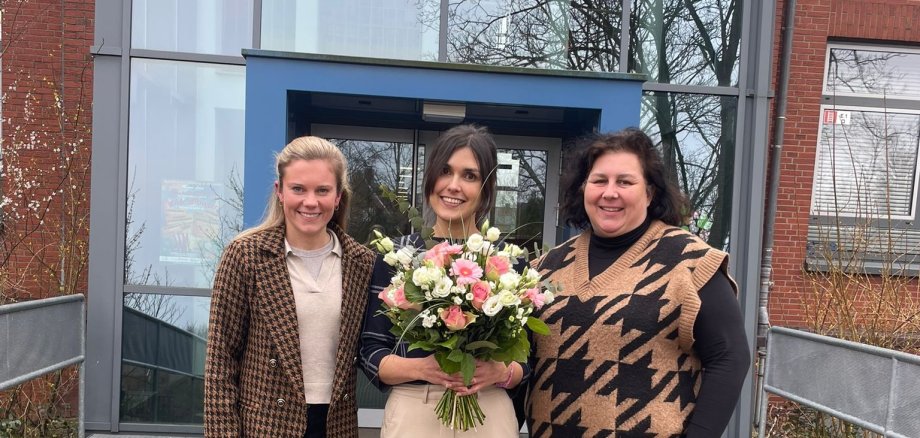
[205, 137, 376, 438]
[528, 128, 750, 437]
[359, 124, 526, 437]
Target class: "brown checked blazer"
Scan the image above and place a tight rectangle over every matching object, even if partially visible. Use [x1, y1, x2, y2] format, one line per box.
[204, 223, 375, 437]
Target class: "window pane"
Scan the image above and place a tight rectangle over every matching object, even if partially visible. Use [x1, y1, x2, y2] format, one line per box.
[630, 0, 740, 86]
[642, 92, 737, 249]
[826, 47, 920, 99]
[492, 149, 546, 247]
[261, 0, 440, 61]
[120, 294, 210, 424]
[447, 0, 569, 68]
[132, 0, 253, 56]
[332, 139, 416, 242]
[126, 60, 245, 289]
[811, 108, 920, 219]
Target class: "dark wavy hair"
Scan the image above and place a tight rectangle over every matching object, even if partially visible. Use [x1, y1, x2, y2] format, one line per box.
[560, 128, 689, 229]
[422, 124, 498, 225]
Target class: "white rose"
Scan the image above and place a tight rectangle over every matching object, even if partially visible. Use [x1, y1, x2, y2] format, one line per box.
[499, 272, 522, 291]
[486, 227, 500, 242]
[482, 295, 503, 317]
[466, 233, 484, 252]
[396, 247, 414, 266]
[382, 252, 399, 266]
[498, 290, 521, 307]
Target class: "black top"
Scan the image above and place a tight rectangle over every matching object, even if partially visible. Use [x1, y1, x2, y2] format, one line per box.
[588, 219, 750, 437]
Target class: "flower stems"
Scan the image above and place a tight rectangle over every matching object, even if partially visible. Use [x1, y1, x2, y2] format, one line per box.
[434, 389, 486, 431]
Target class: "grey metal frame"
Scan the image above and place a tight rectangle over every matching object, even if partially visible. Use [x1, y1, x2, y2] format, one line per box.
[0, 295, 86, 438]
[760, 327, 920, 438]
[85, 0, 768, 435]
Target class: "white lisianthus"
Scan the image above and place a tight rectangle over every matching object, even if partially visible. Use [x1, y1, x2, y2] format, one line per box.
[525, 268, 541, 282]
[506, 244, 525, 258]
[543, 291, 555, 304]
[479, 242, 494, 255]
[431, 277, 453, 298]
[382, 252, 399, 266]
[465, 293, 474, 301]
[396, 247, 415, 266]
[466, 233, 484, 252]
[412, 266, 438, 289]
[520, 316, 529, 324]
[451, 286, 466, 296]
[482, 295, 503, 316]
[498, 290, 521, 307]
[485, 227, 500, 242]
[499, 272, 522, 291]
[452, 296, 463, 305]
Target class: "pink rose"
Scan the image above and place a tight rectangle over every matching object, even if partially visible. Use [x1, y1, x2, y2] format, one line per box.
[450, 258, 484, 285]
[379, 286, 420, 310]
[523, 287, 546, 309]
[485, 255, 511, 281]
[424, 241, 463, 268]
[470, 281, 492, 310]
[439, 305, 477, 331]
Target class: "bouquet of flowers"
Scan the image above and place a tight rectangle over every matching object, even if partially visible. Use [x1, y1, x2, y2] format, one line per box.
[371, 223, 558, 431]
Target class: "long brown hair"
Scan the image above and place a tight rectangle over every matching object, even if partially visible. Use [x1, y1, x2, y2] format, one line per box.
[422, 124, 498, 227]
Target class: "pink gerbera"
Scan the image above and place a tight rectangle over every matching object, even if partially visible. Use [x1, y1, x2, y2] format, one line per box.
[450, 258, 484, 285]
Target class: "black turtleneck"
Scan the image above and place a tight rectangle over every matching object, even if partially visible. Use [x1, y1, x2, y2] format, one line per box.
[588, 219, 750, 438]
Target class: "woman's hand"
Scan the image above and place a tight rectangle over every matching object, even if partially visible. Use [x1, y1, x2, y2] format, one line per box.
[453, 360, 517, 396]
[415, 355, 465, 388]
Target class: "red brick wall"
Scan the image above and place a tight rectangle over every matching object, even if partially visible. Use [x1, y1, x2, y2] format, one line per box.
[1, 0, 94, 302]
[769, 0, 920, 328]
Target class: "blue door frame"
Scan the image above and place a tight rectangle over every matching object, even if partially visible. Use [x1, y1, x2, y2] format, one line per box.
[242, 50, 645, 228]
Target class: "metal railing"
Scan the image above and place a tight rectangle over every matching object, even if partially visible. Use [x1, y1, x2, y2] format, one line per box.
[0, 294, 86, 438]
[760, 326, 920, 438]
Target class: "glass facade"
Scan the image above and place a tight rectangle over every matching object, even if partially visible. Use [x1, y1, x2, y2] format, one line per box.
[261, 0, 440, 61]
[132, 0, 253, 56]
[102, 0, 746, 431]
[120, 294, 210, 424]
[126, 59, 246, 289]
[630, 0, 741, 86]
[642, 92, 737, 249]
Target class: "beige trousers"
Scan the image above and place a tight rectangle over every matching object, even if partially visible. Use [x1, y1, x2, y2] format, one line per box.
[380, 384, 519, 438]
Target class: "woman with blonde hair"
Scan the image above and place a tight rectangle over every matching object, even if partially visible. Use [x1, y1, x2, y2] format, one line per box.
[205, 136, 375, 438]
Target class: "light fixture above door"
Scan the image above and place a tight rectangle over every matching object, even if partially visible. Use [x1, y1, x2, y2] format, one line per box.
[422, 101, 466, 123]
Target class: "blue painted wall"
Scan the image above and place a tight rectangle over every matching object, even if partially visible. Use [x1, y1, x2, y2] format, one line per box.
[243, 52, 644, 227]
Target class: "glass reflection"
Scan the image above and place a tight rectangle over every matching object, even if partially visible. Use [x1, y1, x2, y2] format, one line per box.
[331, 139, 416, 243]
[826, 48, 920, 99]
[126, 59, 245, 289]
[630, 0, 740, 86]
[491, 149, 546, 248]
[642, 92, 737, 249]
[120, 294, 210, 424]
[447, 0, 569, 68]
[132, 0, 253, 56]
[261, 0, 440, 61]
